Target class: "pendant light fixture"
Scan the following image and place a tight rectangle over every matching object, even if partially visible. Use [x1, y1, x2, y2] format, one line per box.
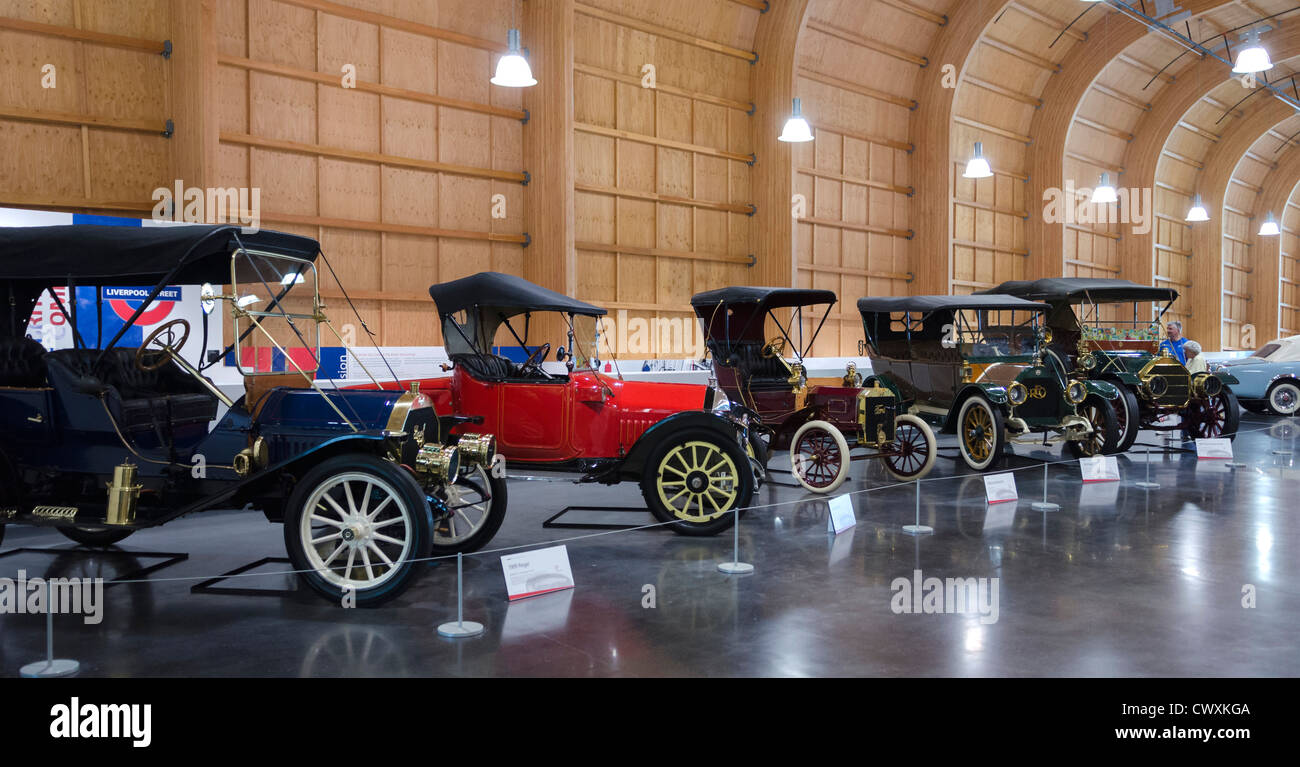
[1091, 173, 1118, 204]
[491, 28, 537, 87]
[1185, 194, 1209, 222]
[778, 98, 814, 143]
[963, 142, 993, 179]
[1259, 211, 1281, 236]
[1232, 28, 1273, 74]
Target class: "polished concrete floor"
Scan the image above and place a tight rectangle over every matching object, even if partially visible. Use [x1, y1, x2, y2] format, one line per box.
[2, 412, 1298, 677]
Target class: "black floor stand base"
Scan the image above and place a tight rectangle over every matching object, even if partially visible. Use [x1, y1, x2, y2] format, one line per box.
[542, 506, 653, 531]
[0, 546, 188, 586]
[190, 556, 297, 597]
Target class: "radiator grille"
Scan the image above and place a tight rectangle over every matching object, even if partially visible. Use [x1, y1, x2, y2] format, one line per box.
[1144, 361, 1191, 406]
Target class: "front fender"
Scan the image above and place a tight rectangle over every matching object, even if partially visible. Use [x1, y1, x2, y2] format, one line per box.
[941, 383, 1008, 433]
[1212, 370, 1239, 385]
[618, 411, 744, 480]
[1083, 379, 1120, 400]
[177, 433, 392, 523]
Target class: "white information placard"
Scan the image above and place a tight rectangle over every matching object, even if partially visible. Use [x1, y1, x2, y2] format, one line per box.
[983, 472, 1018, 504]
[826, 494, 857, 535]
[1196, 438, 1233, 460]
[1079, 455, 1120, 482]
[500, 545, 575, 601]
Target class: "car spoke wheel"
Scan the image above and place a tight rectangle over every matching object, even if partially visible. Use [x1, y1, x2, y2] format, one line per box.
[883, 414, 937, 481]
[791, 420, 851, 493]
[1112, 387, 1141, 452]
[1183, 389, 1240, 440]
[430, 466, 508, 554]
[957, 395, 1005, 471]
[1267, 380, 1300, 416]
[1067, 394, 1120, 458]
[285, 454, 431, 606]
[640, 428, 754, 536]
[656, 441, 740, 519]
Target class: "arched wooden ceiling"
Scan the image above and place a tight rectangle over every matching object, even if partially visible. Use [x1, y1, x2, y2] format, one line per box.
[785, 0, 1300, 351]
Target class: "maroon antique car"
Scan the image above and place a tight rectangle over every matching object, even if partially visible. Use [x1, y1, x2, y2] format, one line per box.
[692, 287, 936, 492]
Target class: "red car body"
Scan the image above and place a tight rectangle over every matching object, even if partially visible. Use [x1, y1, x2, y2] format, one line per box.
[397, 370, 709, 465]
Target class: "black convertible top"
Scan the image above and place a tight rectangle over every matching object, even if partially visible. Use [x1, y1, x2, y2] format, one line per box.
[0, 224, 319, 284]
[427, 272, 606, 317]
[690, 286, 837, 311]
[857, 294, 1047, 313]
[0, 224, 319, 339]
[979, 278, 1177, 303]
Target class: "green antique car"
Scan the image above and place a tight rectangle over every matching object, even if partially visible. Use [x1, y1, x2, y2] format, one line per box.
[979, 278, 1239, 449]
[858, 295, 1122, 471]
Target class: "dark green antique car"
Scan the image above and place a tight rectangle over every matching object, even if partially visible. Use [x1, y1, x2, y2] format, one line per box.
[979, 278, 1239, 449]
[858, 295, 1122, 471]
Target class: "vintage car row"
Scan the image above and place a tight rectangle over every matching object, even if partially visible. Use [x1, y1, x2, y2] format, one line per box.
[691, 286, 937, 492]
[391, 272, 763, 537]
[979, 278, 1240, 447]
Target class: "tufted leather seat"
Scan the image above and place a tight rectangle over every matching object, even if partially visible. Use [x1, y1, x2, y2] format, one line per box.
[709, 341, 792, 383]
[452, 353, 519, 382]
[90, 349, 218, 432]
[0, 336, 48, 387]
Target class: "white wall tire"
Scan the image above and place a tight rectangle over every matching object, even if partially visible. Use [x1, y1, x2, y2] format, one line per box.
[884, 414, 937, 481]
[790, 419, 851, 493]
[1267, 380, 1300, 416]
[957, 395, 1006, 471]
[284, 454, 431, 607]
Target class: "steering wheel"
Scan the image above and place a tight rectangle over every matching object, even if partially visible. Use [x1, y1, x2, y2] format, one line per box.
[135, 319, 191, 372]
[520, 343, 551, 376]
[761, 336, 787, 359]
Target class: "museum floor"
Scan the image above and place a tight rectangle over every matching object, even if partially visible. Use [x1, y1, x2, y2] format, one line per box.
[3, 412, 1298, 677]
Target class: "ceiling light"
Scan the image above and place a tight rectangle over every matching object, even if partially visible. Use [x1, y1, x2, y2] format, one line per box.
[1260, 211, 1280, 236]
[1091, 173, 1118, 204]
[491, 29, 537, 87]
[778, 98, 814, 143]
[963, 142, 993, 179]
[1233, 28, 1273, 74]
[1186, 194, 1209, 222]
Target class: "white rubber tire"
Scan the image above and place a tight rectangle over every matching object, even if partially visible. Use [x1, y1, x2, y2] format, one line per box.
[790, 419, 851, 494]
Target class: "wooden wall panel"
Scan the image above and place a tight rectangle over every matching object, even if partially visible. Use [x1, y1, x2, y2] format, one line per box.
[0, 0, 171, 215]
[212, 0, 527, 346]
[572, 0, 759, 358]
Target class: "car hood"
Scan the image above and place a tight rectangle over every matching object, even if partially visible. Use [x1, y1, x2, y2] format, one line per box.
[252, 386, 410, 433]
[578, 371, 709, 411]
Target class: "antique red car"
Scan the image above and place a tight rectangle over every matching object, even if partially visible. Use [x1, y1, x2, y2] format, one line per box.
[691, 286, 937, 493]
[396, 273, 762, 537]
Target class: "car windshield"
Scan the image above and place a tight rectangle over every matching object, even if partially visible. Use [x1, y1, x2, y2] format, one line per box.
[1070, 300, 1162, 343]
[953, 308, 1040, 357]
[1251, 343, 1281, 359]
[229, 248, 320, 376]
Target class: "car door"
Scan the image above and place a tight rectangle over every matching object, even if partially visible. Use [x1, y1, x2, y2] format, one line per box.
[496, 378, 571, 459]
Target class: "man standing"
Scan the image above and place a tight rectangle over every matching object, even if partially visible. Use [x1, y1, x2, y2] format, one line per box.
[1160, 320, 1188, 363]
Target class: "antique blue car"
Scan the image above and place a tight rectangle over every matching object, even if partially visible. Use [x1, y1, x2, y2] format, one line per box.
[1213, 335, 1300, 416]
[0, 224, 502, 606]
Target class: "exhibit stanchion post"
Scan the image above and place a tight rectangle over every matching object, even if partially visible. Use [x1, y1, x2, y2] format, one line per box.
[19, 579, 79, 678]
[902, 479, 933, 535]
[1135, 448, 1160, 490]
[437, 552, 484, 638]
[718, 505, 754, 574]
[1031, 461, 1060, 511]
